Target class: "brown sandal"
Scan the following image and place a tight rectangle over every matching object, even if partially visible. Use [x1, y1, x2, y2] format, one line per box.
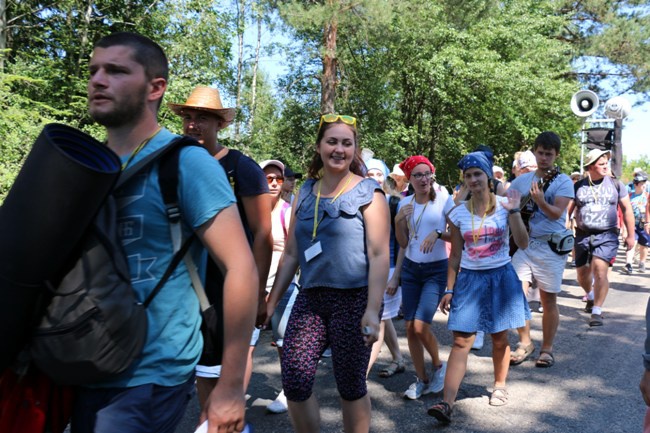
[510, 342, 535, 365]
[535, 351, 555, 368]
[427, 401, 452, 423]
[489, 387, 509, 406]
[379, 360, 406, 378]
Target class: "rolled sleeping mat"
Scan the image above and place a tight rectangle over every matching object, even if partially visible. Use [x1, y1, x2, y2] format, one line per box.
[0, 123, 121, 369]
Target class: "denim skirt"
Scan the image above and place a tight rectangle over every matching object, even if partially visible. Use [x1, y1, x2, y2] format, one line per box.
[447, 263, 530, 334]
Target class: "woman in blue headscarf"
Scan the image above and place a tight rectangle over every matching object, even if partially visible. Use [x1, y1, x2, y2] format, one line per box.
[427, 151, 530, 424]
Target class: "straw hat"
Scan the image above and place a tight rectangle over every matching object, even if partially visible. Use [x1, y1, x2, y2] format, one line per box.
[168, 86, 236, 123]
[583, 149, 610, 167]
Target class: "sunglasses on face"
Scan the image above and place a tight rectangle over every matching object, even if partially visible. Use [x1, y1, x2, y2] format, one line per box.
[266, 175, 284, 185]
[318, 114, 357, 130]
[411, 172, 433, 181]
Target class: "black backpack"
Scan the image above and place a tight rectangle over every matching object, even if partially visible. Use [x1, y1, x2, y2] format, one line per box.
[28, 137, 196, 385]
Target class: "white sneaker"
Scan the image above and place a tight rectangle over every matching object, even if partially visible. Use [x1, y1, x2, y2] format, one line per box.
[266, 390, 288, 414]
[404, 377, 428, 400]
[427, 362, 446, 394]
[322, 347, 332, 358]
[471, 331, 485, 350]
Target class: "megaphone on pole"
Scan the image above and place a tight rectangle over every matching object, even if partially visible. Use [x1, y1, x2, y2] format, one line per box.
[571, 90, 599, 118]
[604, 96, 632, 119]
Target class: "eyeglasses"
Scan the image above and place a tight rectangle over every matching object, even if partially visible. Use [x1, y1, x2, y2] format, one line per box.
[266, 175, 284, 185]
[411, 172, 433, 180]
[318, 114, 357, 130]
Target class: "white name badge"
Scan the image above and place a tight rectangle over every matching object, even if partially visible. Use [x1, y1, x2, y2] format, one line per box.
[305, 241, 323, 262]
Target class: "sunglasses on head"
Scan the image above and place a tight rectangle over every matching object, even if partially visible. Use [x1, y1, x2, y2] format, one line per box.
[266, 175, 284, 185]
[318, 114, 357, 130]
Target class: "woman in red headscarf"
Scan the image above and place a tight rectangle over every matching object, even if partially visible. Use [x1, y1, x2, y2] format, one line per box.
[394, 155, 454, 400]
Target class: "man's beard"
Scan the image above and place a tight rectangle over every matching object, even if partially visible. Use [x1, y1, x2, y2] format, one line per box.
[90, 87, 147, 128]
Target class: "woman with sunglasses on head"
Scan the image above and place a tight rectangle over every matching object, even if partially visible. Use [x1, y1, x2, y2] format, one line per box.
[394, 156, 454, 400]
[265, 114, 389, 433]
[427, 152, 529, 423]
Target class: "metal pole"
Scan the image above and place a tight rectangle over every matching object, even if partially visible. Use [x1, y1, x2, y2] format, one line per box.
[611, 118, 623, 178]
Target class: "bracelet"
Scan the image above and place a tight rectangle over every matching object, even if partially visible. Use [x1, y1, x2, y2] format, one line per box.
[509, 208, 521, 215]
[443, 290, 454, 295]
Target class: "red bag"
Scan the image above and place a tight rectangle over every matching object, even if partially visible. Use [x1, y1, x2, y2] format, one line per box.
[0, 367, 74, 433]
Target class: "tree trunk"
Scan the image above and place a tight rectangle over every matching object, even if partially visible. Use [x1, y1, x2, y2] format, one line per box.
[247, 8, 261, 133]
[235, 0, 245, 143]
[320, 17, 338, 115]
[0, 0, 7, 72]
[75, 0, 93, 80]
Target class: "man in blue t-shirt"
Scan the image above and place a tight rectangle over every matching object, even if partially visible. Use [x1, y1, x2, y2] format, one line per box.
[76, 32, 258, 433]
[509, 132, 574, 368]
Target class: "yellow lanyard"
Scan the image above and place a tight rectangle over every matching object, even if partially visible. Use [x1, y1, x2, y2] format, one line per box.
[469, 196, 491, 245]
[408, 195, 429, 241]
[587, 175, 602, 202]
[121, 126, 162, 171]
[312, 173, 354, 242]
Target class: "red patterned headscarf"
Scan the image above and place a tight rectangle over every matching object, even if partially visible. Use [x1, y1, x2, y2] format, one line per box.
[399, 156, 435, 180]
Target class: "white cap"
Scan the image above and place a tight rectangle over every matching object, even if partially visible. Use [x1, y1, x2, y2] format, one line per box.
[259, 159, 285, 173]
[517, 151, 537, 170]
[493, 165, 504, 174]
[389, 164, 405, 177]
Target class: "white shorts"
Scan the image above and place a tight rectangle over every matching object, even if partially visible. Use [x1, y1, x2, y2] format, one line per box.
[195, 327, 259, 378]
[511, 238, 566, 294]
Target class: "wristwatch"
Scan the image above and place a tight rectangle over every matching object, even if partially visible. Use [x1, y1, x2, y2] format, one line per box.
[436, 229, 443, 239]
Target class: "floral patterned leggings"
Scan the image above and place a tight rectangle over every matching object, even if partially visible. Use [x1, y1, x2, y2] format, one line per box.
[281, 286, 377, 402]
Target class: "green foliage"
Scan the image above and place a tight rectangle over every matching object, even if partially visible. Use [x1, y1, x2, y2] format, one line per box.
[0, 72, 58, 201]
[560, 0, 650, 96]
[0, 0, 647, 202]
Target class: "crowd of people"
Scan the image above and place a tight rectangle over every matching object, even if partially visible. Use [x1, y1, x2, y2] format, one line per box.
[59, 31, 649, 433]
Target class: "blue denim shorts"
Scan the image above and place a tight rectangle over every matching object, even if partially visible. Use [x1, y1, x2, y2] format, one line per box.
[400, 257, 448, 323]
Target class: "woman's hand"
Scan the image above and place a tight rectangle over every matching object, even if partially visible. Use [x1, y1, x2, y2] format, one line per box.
[419, 230, 439, 254]
[360, 309, 380, 346]
[386, 274, 399, 296]
[263, 295, 276, 329]
[395, 203, 413, 224]
[439, 293, 453, 315]
[502, 188, 522, 211]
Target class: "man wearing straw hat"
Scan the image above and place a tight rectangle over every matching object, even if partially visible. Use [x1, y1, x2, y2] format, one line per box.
[81, 32, 257, 433]
[169, 86, 273, 408]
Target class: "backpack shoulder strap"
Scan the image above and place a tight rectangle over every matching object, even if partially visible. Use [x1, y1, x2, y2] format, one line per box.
[143, 137, 210, 310]
[141, 136, 206, 308]
[115, 136, 193, 189]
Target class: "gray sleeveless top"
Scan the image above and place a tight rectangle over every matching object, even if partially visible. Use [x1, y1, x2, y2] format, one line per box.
[294, 177, 382, 289]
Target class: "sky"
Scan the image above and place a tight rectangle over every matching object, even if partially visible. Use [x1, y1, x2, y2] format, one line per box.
[619, 100, 649, 161]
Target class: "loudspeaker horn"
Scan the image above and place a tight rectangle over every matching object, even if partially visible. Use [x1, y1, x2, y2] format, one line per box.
[604, 96, 632, 119]
[571, 90, 599, 118]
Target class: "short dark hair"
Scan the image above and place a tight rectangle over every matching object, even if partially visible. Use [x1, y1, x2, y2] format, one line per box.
[94, 32, 168, 81]
[533, 131, 561, 153]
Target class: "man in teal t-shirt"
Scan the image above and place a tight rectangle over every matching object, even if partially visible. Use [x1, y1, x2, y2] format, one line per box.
[72, 32, 258, 433]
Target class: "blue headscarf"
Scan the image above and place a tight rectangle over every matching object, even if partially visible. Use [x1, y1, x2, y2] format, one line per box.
[365, 158, 390, 178]
[458, 151, 493, 178]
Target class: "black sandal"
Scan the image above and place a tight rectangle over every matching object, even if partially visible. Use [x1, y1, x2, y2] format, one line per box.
[427, 401, 452, 423]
